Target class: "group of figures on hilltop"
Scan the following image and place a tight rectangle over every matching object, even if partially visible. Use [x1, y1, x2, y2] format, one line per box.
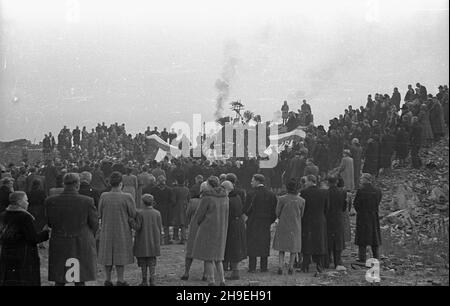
[0, 82, 448, 286]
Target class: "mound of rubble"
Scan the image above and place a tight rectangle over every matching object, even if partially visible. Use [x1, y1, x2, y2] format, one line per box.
[377, 137, 449, 245]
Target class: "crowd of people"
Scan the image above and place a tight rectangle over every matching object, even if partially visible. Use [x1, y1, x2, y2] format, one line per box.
[0, 82, 448, 286]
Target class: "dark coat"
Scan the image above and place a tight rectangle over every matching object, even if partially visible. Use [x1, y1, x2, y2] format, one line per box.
[78, 182, 101, 209]
[245, 186, 277, 257]
[379, 133, 396, 169]
[0, 210, 49, 286]
[410, 122, 422, 146]
[26, 189, 47, 231]
[429, 101, 445, 137]
[224, 191, 247, 262]
[395, 129, 409, 160]
[284, 156, 306, 184]
[172, 184, 190, 226]
[313, 143, 329, 173]
[43, 165, 58, 194]
[300, 186, 328, 255]
[0, 186, 11, 214]
[150, 185, 174, 227]
[391, 91, 401, 110]
[45, 190, 99, 283]
[362, 140, 379, 176]
[326, 187, 347, 251]
[353, 184, 382, 246]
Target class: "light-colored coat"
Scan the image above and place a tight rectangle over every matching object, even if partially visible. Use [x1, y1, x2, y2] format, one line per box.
[98, 191, 136, 266]
[122, 174, 138, 204]
[339, 156, 355, 191]
[192, 188, 229, 261]
[273, 194, 305, 253]
[133, 207, 162, 257]
[185, 197, 201, 258]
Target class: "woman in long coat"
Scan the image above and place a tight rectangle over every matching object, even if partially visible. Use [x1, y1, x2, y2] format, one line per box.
[181, 183, 207, 281]
[192, 177, 229, 286]
[418, 104, 434, 147]
[0, 192, 49, 286]
[273, 180, 305, 275]
[429, 98, 445, 140]
[223, 183, 247, 280]
[338, 150, 355, 191]
[353, 174, 382, 262]
[98, 172, 137, 286]
[122, 168, 138, 204]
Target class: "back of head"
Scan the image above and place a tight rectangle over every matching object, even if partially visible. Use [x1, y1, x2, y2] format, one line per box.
[63, 173, 80, 189]
[221, 180, 234, 193]
[225, 173, 237, 185]
[141, 194, 155, 207]
[9, 191, 26, 205]
[327, 176, 338, 187]
[207, 176, 220, 188]
[31, 179, 42, 190]
[110, 171, 123, 187]
[79, 171, 92, 184]
[306, 174, 317, 185]
[195, 174, 203, 183]
[286, 179, 298, 194]
[253, 174, 265, 185]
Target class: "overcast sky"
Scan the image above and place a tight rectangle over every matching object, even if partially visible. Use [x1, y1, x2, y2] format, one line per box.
[0, 0, 448, 142]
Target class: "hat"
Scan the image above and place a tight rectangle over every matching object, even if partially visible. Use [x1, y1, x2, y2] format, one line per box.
[221, 180, 234, 192]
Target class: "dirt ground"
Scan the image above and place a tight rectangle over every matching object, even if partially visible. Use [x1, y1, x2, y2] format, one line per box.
[38, 216, 449, 286]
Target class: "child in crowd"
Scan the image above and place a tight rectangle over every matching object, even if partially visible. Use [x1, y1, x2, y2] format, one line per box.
[133, 194, 162, 286]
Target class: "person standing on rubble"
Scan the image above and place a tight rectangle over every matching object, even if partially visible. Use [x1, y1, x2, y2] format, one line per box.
[353, 173, 382, 263]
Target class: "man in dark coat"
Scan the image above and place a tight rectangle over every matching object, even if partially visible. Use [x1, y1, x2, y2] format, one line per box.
[409, 117, 423, 169]
[326, 176, 347, 270]
[404, 84, 415, 102]
[391, 87, 401, 111]
[45, 173, 99, 286]
[312, 139, 329, 178]
[43, 160, 58, 195]
[379, 128, 396, 174]
[301, 99, 312, 114]
[362, 138, 380, 177]
[284, 152, 306, 188]
[353, 173, 382, 262]
[416, 83, 427, 102]
[245, 174, 277, 273]
[300, 175, 329, 273]
[150, 175, 175, 245]
[395, 126, 409, 167]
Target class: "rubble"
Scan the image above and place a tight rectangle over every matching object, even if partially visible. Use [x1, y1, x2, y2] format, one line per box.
[377, 137, 449, 259]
